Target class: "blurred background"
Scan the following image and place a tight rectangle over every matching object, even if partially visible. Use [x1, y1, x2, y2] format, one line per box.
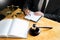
[0, 0, 26, 11]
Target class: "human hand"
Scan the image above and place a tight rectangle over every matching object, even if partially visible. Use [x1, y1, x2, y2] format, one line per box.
[34, 11, 44, 17]
[24, 9, 30, 15]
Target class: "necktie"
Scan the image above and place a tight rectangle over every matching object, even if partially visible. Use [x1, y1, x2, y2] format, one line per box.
[41, 0, 46, 13]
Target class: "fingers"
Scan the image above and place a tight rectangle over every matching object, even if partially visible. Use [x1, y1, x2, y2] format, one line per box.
[24, 9, 30, 15]
[34, 12, 44, 16]
[34, 12, 41, 16]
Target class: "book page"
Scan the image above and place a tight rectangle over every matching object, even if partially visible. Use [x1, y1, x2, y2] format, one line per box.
[0, 19, 12, 36]
[25, 11, 41, 22]
[8, 18, 29, 38]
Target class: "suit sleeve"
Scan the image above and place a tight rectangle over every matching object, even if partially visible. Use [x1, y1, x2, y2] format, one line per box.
[23, 0, 31, 9]
[44, 8, 60, 22]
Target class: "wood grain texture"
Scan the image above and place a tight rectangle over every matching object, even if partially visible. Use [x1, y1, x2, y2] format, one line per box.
[1, 8, 60, 40]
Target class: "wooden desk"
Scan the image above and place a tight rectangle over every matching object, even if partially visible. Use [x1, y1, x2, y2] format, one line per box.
[1, 8, 60, 40]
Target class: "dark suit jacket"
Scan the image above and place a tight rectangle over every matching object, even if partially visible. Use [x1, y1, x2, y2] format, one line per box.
[24, 0, 60, 22]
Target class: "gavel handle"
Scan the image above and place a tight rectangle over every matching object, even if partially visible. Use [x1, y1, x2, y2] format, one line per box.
[38, 27, 53, 29]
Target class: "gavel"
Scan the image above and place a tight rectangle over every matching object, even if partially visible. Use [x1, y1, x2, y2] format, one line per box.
[29, 24, 53, 36]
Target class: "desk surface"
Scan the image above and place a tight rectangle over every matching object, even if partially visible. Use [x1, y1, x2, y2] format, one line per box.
[1, 8, 60, 40]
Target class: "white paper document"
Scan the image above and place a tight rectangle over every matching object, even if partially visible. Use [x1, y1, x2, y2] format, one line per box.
[0, 18, 29, 38]
[25, 11, 42, 22]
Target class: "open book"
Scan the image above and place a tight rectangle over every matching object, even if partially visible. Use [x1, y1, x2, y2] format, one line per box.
[25, 11, 42, 22]
[0, 18, 29, 38]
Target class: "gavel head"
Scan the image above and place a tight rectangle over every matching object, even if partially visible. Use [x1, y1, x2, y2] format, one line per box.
[29, 24, 40, 36]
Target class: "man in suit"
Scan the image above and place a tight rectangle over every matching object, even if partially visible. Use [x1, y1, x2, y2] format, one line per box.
[23, 0, 60, 22]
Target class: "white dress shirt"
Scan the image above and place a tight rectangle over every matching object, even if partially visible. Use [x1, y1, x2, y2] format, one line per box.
[38, 0, 49, 11]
